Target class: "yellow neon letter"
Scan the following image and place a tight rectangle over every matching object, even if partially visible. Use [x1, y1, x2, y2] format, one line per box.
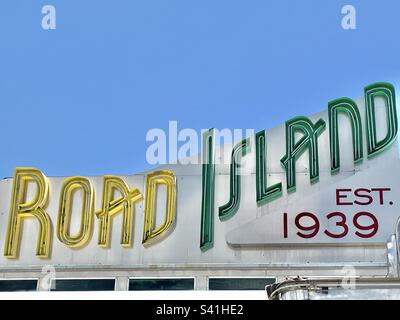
[4, 168, 52, 259]
[57, 177, 94, 248]
[142, 170, 176, 245]
[96, 176, 142, 248]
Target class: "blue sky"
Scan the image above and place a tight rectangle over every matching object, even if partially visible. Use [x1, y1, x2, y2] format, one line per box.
[0, 0, 399, 178]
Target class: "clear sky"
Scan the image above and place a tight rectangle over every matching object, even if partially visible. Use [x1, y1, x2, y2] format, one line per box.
[0, 0, 399, 178]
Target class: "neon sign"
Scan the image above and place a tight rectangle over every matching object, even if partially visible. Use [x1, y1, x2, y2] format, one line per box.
[1, 82, 397, 259]
[200, 82, 398, 250]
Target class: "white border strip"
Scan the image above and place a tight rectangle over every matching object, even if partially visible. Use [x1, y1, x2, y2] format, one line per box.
[0, 291, 267, 300]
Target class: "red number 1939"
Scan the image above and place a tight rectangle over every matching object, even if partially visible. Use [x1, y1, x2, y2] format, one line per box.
[283, 211, 378, 239]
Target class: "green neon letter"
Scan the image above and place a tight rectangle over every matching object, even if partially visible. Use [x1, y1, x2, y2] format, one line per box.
[280, 117, 326, 193]
[255, 130, 282, 206]
[219, 138, 251, 221]
[328, 98, 363, 174]
[365, 82, 398, 158]
[200, 129, 215, 251]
